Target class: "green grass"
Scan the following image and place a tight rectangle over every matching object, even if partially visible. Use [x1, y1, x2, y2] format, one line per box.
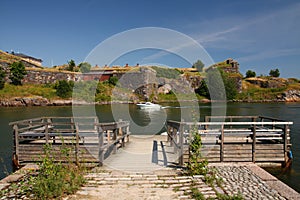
[0, 83, 57, 99]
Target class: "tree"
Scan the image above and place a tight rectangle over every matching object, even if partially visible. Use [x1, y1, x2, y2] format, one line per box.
[67, 60, 76, 72]
[108, 76, 118, 86]
[192, 60, 205, 71]
[9, 62, 27, 85]
[269, 68, 280, 77]
[55, 80, 74, 98]
[245, 70, 256, 78]
[0, 67, 6, 89]
[78, 62, 91, 73]
[223, 75, 238, 100]
[195, 80, 209, 98]
[204, 68, 238, 100]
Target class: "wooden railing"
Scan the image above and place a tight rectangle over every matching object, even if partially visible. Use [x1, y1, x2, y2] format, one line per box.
[166, 116, 293, 166]
[9, 117, 130, 167]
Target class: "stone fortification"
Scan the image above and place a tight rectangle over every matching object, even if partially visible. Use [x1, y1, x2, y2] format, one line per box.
[23, 69, 78, 84]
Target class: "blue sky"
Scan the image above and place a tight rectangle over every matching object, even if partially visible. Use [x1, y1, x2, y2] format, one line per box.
[1, 0, 300, 78]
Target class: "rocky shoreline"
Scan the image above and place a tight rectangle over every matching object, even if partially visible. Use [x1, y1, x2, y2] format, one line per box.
[0, 89, 299, 107]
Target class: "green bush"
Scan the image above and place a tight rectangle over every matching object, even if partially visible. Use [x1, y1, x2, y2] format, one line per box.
[72, 81, 98, 102]
[9, 62, 27, 85]
[269, 68, 280, 77]
[78, 62, 91, 73]
[0, 67, 5, 90]
[55, 80, 74, 98]
[28, 144, 85, 199]
[108, 76, 118, 86]
[245, 70, 256, 78]
[195, 80, 209, 99]
[186, 124, 208, 176]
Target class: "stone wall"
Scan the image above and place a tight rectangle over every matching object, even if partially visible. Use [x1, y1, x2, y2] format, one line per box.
[118, 67, 158, 100]
[23, 69, 79, 84]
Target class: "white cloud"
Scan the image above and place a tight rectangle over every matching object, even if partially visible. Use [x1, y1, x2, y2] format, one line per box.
[238, 48, 300, 62]
[188, 2, 300, 55]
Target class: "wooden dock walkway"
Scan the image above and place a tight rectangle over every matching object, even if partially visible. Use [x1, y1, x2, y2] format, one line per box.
[9, 117, 130, 167]
[167, 116, 293, 167]
[103, 135, 178, 173]
[9, 115, 294, 169]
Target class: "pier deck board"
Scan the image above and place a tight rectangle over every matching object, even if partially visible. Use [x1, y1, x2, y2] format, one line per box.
[103, 135, 178, 173]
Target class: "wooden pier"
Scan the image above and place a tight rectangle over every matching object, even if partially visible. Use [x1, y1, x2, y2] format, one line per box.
[9, 117, 130, 167]
[10, 115, 293, 169]
[166, 116, 293, 167]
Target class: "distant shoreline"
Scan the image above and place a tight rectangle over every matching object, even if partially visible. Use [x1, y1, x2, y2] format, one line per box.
[0, 97, 299, 107]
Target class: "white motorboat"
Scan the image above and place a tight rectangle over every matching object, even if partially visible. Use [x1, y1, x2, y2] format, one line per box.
[136, 102, 161, 109]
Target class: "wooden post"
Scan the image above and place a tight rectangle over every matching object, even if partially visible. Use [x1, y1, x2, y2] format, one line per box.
[179, 122, 184, 166]
[113, 128, 118, 154]
[126, 124, 130, 143]
[98, 127, 104, 166]
[94, 117, 98, 132]
[121, 127, 125, 148]
[205, 116, 209, 130]
[283, 124, 288, 164]
[118, 119, 123, 136]
[167, 124, 170, 143]
[220, 124, 224, 162]
[70, 118, 75, 131]
[45, 122, 49, 144]
[75, 123, 79, 165]
[252, 124, 256, 163]
[173, 128, 178, 153]
[13, 125, 19, 159]
[169, 126, 173, 147]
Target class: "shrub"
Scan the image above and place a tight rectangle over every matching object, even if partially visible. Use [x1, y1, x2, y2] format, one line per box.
[55, 80, 74, 98]
[78, 62, 91, 73]
[28, 144, 85, 199]
[195, 80, 209, 99]
[9, 62, 27, 85]
[245, 70, 256, 78]
[67, 60, 76, 72]
[0, 67, 5, 90]
[186, 124, 208, 176]
[192, 59, 205, 71]
[108, 76, 118, 86]
[269, 68, 280, 77]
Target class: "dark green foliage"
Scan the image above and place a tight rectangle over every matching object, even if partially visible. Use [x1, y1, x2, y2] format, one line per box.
[245, 70, 256, 78]
[28, 144, 85, 199]
[55, 80, 74, 98]
[205, 69, 226, 100]
[192, 60, 205, 71]
[108, 76, 118, 86]
[151, 66, 180, 79]
[78, 62, 91, 73]
[204, 69, 238, 100]
[9, 62, 27, 85]
[73, 81, 98, 102]
[191, 187, 206, 200]
[187, 125, 208, 176]
[269, 68, 280, 77]
[195, 80, 210, 98]
[223, 75, 238, 100]
[0, 67, 5, 89]
[67, 60, 76, 72]
[95, 82, 112, 102]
